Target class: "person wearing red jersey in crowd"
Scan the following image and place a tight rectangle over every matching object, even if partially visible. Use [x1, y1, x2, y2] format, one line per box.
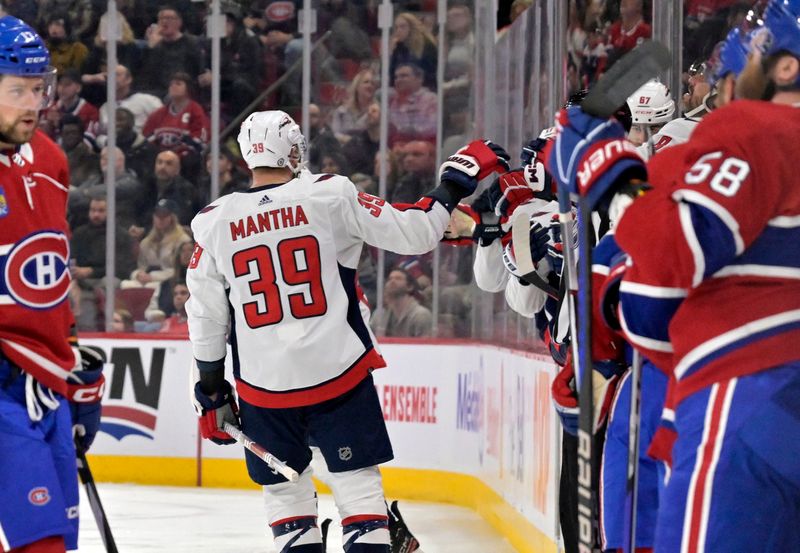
[142, 71, 209, 179]
[0, 15, 105, 553]
[607, 0, 651, 59]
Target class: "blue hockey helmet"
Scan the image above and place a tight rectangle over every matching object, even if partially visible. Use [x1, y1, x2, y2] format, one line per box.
[709, 28, 751, 86]
[758, 0, 800, 59]
[0, 16, 56, 109]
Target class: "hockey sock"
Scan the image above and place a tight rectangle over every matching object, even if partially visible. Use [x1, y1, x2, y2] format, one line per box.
[270, 516, 323, 553]
[342, 515, 391, 552]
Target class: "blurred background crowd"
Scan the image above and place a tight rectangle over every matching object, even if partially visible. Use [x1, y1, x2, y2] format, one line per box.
[9, 0, 756, 342]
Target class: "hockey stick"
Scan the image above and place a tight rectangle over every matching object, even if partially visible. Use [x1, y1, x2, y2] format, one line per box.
[222, 422, 300, 482]
[569, 40, 672, 553]
[624, 351, 644, 552]
[510, 209, 560, 300]
[75, 442, 119, 553]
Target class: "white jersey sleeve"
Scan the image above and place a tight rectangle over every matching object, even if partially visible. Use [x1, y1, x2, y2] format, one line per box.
[185, 171, 451, 408]
[473, 240, 508, 293]
[185, 244, 230, 363]
[637, 115, 701, 161]
[504, 266, 549, 318]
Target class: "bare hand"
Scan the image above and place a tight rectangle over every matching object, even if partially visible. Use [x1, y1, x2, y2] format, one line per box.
[71, 266, 94, 280]
[135, 271, 153, 284]
[146, 24, 162, 48]
[128, 225, 145, 240]
[198, 70, 212, 88]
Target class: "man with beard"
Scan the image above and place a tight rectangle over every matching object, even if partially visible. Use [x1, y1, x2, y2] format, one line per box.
[0, 15, 105, 553]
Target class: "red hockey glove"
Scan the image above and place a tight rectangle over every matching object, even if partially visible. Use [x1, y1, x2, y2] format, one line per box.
[439, 140, 511, 195]
[488, 170, 534, 217]
[68, 346, 107, 453]
[194, 380, 240, 445]
[552, 363, 579, 436]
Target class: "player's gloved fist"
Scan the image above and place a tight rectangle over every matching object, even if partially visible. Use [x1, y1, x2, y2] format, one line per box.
[488, 170, 533, 217]
[545, 107, 646, 209]
[599, 251, 629, 331]
[194, 380, 240, 445]
[69, 346, 107, 453]
[440, 140, 511, 195]
[591, 360, 624, 432]
[551, 363, 579, 436]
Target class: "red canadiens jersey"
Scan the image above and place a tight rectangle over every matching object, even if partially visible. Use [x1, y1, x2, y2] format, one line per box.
[615, 101, 800, 406]
[0, 131, 77, 395]
[142, 101, 210, 152]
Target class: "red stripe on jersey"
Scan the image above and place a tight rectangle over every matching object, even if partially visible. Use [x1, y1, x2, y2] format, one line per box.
[235, 348, 386, 408]
[686, 380, 730, 553]
[315, 174, 335, 182]
[393, 197, 437, 213]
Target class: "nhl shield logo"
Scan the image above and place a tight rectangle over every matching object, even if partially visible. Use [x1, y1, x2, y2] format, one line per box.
[338, 447, 352, 461]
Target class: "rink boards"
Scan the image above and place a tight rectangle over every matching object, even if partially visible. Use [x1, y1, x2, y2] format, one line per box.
[81, 335, 560, 553]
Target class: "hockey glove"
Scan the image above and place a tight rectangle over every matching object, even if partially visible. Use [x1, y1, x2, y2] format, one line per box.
[546, 214, 564, 277]
[194, 380, 240, 445]
[488, 170, 534, 217]
[551, 363, 579, 436]
[592, 360, 624, 432]
[545, 107, 647, 210]
[388, 500, 421, 553]
[439, 140, 510, 196]
[69, 346, 107, 453]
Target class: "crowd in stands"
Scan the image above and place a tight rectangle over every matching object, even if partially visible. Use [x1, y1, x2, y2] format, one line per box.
[11, 0, 744, 339]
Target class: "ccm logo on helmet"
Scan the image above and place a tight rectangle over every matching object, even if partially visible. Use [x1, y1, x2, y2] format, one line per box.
[4, 231, 71, 309]
[577, 139, 642, 190]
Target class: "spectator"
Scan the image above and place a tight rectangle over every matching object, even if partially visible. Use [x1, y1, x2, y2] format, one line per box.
[389, 140, 435, 203]
[37, 0, 95, 42]
[146, 150, 197, 225]
[156, 240, 195, 316]
[121, 198, 192, 307]
[81, 12, 143, 106]
[112, 107, 158, 184]
[158, 282, 190, 334]
[567, 1, 588, 72]
[60, 115, 101, 207]
[140, 6, 205, 99]
[142, 71, 209, 180]
[372, 268, 433, 337]
[607, 0, 651, 60]
[44, 13, 89, 75]
[316, 0, 373, 62]
[341, 101, 381, 175]
[99, 65, 163, 134]
[197, 146, 250, 202]
[330, 68, 377, 143]
[51, 69, 100, 137]
[388, 62, 438, 144]
[320, 151, 349, 175]
[111, 308, 135, 332]
[69, 146, 146, 230]
[198, 7, 263, 121]
[443, 3, 474, 95]
[306, 102, 342, 173]
[389, 12, 437, 91]
[69, 195, 136, 330]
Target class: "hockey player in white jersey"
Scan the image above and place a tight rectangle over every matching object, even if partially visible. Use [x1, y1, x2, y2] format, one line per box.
[626, 79, 675, 157]
[185, 110, 508, 553]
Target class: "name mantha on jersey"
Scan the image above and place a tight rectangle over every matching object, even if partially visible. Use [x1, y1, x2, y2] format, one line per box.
[0, 131, 78, 396]
[187, 171, 449, 408]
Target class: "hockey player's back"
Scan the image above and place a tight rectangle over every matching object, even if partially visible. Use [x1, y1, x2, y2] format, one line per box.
[188, 168, 450, 407]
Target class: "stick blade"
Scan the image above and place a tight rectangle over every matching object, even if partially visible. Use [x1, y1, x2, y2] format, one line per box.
[582, 41, 673, 118]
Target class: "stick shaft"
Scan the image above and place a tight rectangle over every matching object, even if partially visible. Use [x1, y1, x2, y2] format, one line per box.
[76, 446, 119, 553]
[625, 351, 644, 551]
[222, 422, 299, 482]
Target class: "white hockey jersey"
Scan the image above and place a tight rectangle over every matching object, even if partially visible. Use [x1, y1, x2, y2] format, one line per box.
[636, 104, 705, 161]
[186, 171, 450, 408]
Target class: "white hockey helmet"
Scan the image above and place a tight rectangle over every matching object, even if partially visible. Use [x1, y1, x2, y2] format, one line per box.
[237, 110, 307, 174]
[626, 80, 675, 125]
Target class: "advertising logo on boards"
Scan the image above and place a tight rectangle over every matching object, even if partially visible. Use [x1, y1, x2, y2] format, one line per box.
[82, 345, 166, 441]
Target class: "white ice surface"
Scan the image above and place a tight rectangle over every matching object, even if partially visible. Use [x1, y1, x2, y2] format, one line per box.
[78, 483, 517, 552]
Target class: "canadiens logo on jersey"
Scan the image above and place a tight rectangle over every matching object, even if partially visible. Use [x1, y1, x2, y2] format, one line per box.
[0, 186, 7, 218]
[1, 230, 71, 309]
